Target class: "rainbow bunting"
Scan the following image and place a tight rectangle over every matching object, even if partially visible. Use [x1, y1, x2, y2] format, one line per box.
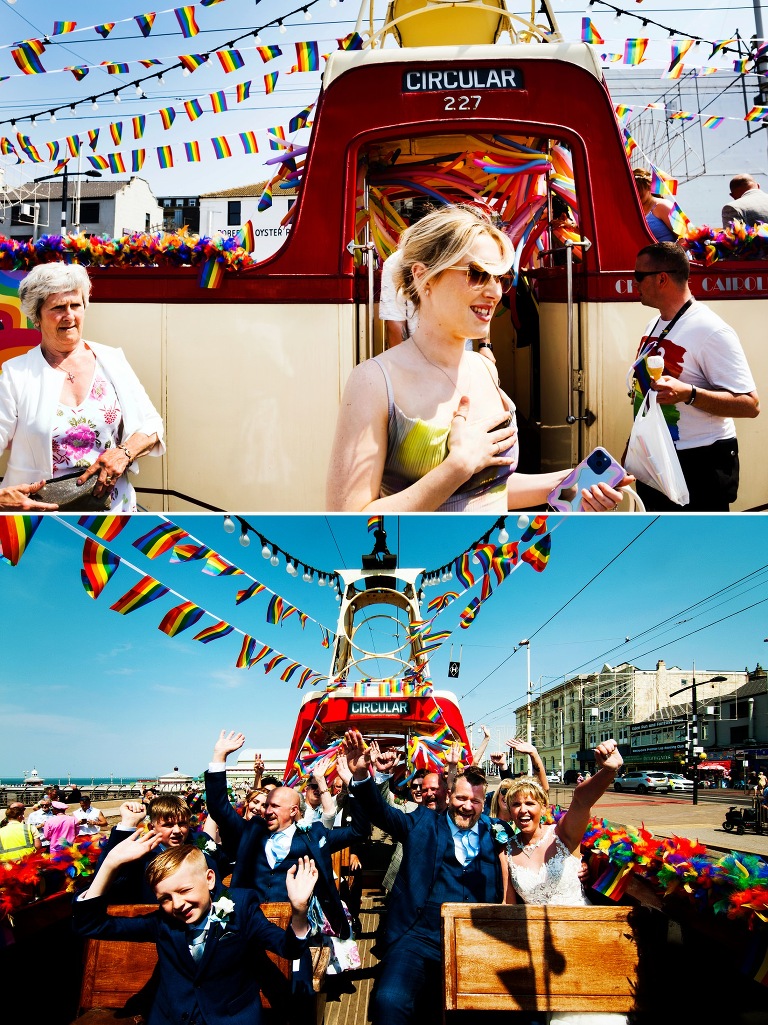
[193, 620, 234, 643]
[175, 6, 200, 38]
[0, 138, 17, 156]
[132, 149, 146, 172]
[236, 635, 257, 668]
[133, 115, 146, 139]
[453, 552, 475, 590]
[46, 142, 60, 162]
[95, 24, 116, 38]
[238, 219, 255, 250]
[623, 132, 637, 158]
[668, 200, 690, 236]
[66, 135, 81, 156]
[239, 132, 258, 156]
[157, 145, 174, 169]
[218, 49, 245, 72]
[179, 54, 208, 73]
[170, 543, 210, 563]
[110, 122, 123, 146]
[459, 596, 482, 629]
[367, 515, 383, 534]
[185, 98, 204, 121]
[279, 661, 302, 683]
[337, 31, 364, 50]
[472, 543, 496, 575]
[257, 45, 282, 62]
[614, 104, 632, 121]
[257, 183, 273, 212]
[702, 116, 724, 129]
[203, 553, 242, 576]
[289, 104, 314, 132]
[236, 81, 251, 102]
[159, 600, 205, 636]
[247, 643, 272, 667]
[212, 136, 232, 159]
[268, 126, 286, 150]
[88, 129, 100, 150]
[210, 91, 228, 113]
[103, 62, 130, 75]
[264, 72, 278, 95]
[267, 595, 285, 624]
[135, 13, 156, 37]
[298, 667, 317, 688]
[17, 134, 43, 163]
[320, 628, 330, 649]
[521, 534, 552, 573]
[79, 537, 118, 598]
[159, 107, 176, 130]
[710, 38, 737, 58]
[291, 41, 320, 73]
[264, 653, 287, 675]
[236, 580, 265, 604]
[745, 106, 768, 121]
[54, 159, 70, 175]
[108, 153, 126, 174]
[78, 515, 130, 541]
[0, 516, 43, 566]
[521, 515, 547, 542]
[53, 21, 77, 35]
[185, 141, 201, 162]
[88, 155, 110, 171]
[65, 66, 89, 81]
[491, 542, 519, 583]
[650, 165, 677, 196]
[427, 591, 458, 614]
[133, 523, 189, 559]
[581, 18, 604, 44]
[110, 574, 169, 615]
[665, 62, 685, 80]
[12, 40, 47, 75]
[668, 39, 694, 72]
[623, 38, 648, 65]
[733, 59, 751, 74]
[200, 0, 226, 4]
[139, 58, 163, 68]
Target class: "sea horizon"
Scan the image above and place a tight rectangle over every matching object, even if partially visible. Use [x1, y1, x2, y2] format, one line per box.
[0, 776, 164, 787]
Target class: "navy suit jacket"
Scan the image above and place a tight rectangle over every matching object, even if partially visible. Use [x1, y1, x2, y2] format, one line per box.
[205, 769, 364, 939]
[348, 776, 504, 949]
[72, 885, 306, 1025]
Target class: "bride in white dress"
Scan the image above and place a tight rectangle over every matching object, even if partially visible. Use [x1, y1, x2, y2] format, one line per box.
[502, 739, 625, 1025]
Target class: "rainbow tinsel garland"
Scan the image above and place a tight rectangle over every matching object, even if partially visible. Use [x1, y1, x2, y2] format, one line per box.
[681, 221, 768, 265]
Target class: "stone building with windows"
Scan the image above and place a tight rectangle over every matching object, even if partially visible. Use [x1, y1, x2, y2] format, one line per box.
[198, 181, 299, 260]
[512, 660, 749, 778]
[0, 177, 163, 240]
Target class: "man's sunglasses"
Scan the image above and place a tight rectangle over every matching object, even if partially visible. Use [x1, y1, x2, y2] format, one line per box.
[449, 263, 515, 294]
[633, 269, 663, 283]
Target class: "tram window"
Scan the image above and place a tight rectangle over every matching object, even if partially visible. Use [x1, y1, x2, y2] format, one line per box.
[227, 200, 241, 226]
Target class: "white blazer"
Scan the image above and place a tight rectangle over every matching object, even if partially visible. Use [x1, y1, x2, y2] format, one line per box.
[0, 341, 165, 487]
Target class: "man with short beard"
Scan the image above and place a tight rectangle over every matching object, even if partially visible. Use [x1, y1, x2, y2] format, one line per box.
[343, 730, 505, 1025]
[419, 772, 448, 812]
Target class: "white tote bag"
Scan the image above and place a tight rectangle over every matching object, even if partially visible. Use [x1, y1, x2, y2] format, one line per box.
[624, 390, 690, 507]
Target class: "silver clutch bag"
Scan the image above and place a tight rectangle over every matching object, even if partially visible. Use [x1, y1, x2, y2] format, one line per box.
[34, 470, 112, 511]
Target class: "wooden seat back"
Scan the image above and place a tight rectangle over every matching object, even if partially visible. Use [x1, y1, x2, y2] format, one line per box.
[442, 903, 639, 1015]
[330, 846, 351, 891]
[75, 902, 294, 1021]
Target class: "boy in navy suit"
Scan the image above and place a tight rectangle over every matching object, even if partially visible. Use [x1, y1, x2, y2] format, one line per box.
[73, 831, 316, 1025]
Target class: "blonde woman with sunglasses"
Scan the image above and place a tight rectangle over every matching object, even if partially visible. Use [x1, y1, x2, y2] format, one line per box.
[327, 205, 627, 512]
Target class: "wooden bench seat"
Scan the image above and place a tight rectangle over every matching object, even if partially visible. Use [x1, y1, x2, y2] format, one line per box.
[72, 901, 294, 1025]
[442, 903, 640, 1016]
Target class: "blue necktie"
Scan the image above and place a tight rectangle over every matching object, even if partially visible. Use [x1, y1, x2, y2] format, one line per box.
[459, 830, 477, 866]
[187, 919, 209, 963]
[267, 829, 291, 866]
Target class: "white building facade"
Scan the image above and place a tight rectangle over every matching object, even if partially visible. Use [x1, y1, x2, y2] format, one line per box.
[198, 182, 297, 261]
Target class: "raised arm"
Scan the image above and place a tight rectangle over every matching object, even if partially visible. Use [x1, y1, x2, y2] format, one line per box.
[471, 725, 491, 766]
[556, 740, 623, 854]
[507, 738, 549, 795]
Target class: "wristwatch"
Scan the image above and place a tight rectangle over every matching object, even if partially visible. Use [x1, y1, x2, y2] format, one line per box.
[118, 444, 134, 463]
[478, 341, 493, 351]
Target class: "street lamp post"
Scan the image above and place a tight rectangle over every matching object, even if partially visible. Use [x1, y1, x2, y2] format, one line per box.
[32, 167, 101, 235]
[519, 639, 531, 745]
[670, 671, 727, 805]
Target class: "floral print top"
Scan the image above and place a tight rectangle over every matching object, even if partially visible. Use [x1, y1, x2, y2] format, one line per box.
[51, 362, 136, 512]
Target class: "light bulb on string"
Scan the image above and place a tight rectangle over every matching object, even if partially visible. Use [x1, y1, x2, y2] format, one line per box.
[157, 74, 165, 85]
[239, 529, 250, 547]
[303, 567, 313, 582]
[91, 99, 99, 111]
[287, 560, 298, 576]
[223, 516, 235, 533]
[278, 19, 286, 32]
[304, 8, 312, 19]
[318, 574, 326, 586]
[49, 111, 56, 123]
[113, 91, 121, 103]
[270, 551, 280, 567]
[30, 116, 37, 127]
[498, 525, 509, 544]
[261, 542, 271, 559]
[517, 514, 530, 530]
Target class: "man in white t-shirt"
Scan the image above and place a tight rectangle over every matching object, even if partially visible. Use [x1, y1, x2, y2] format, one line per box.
[631, 242, 759, 510]
[28, 797, 53, 849]
[73, 795, 108, 836]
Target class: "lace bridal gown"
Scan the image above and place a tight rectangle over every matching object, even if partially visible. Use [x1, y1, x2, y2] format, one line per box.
[506, 824, 627, 1025]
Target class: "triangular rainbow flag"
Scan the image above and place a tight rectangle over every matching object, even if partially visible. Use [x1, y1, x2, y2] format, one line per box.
[520, 514, 547, 542]
[94, 23, 116, 38]
[133, 523, 189, 559]
[159, 600, 205, 636]
[0, 516, 43, 566]
[521, 534, 552, 573]
[134, 13, 156, 37]
[110, 574, 169, 614]
[78, 515, 131, 541]
[238, 219, 256, 250]
[80, 537, 119, 598]
[581, 18, 604, 44]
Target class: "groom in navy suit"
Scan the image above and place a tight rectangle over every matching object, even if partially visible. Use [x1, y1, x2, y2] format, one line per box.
[73, 832, 315, 1025]
[343, 729, 505, 1025]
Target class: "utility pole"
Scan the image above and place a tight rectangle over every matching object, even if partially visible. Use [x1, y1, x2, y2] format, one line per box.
[670, 670, 727, 805]
[520, 640, 532, 745]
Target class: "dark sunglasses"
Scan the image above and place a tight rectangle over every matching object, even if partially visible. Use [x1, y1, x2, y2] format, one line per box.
[450, 263, 514, 294]
[633, 269, 663, 283]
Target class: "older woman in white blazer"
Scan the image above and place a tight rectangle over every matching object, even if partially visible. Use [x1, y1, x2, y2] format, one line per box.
[0, 263, 164, 511]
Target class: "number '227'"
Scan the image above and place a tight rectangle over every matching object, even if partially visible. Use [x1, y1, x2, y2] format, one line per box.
[443, 94, 482, 111]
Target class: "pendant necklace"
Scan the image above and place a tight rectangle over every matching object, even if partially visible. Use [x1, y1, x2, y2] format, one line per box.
[410, 336, 465, 393]
[511, 826, 550, 857]
[42, 348, 77, 383]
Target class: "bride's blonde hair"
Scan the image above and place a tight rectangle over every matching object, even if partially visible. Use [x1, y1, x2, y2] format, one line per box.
[503, 776, 548, 813]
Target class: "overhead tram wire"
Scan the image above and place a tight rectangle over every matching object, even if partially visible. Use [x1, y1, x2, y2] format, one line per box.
[457, 517, 660, 705]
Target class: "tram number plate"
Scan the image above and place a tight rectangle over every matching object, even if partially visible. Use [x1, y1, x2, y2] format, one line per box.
[402, 67, 523, 93]
[349, 700, 411, 716]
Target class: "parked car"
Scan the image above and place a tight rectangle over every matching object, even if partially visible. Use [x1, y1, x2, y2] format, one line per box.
[563, 769, 582, 785]
[546, 771, 561, 783]
[613, 770, 670, 794]
[666, 773, 694, 793]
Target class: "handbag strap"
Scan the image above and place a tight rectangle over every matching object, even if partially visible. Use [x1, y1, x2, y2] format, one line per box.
[628, 298, 693, 389]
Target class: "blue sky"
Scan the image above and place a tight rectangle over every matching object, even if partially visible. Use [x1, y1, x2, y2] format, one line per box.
[0, 0, 764, 210]
[1, 512, 766, 779]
